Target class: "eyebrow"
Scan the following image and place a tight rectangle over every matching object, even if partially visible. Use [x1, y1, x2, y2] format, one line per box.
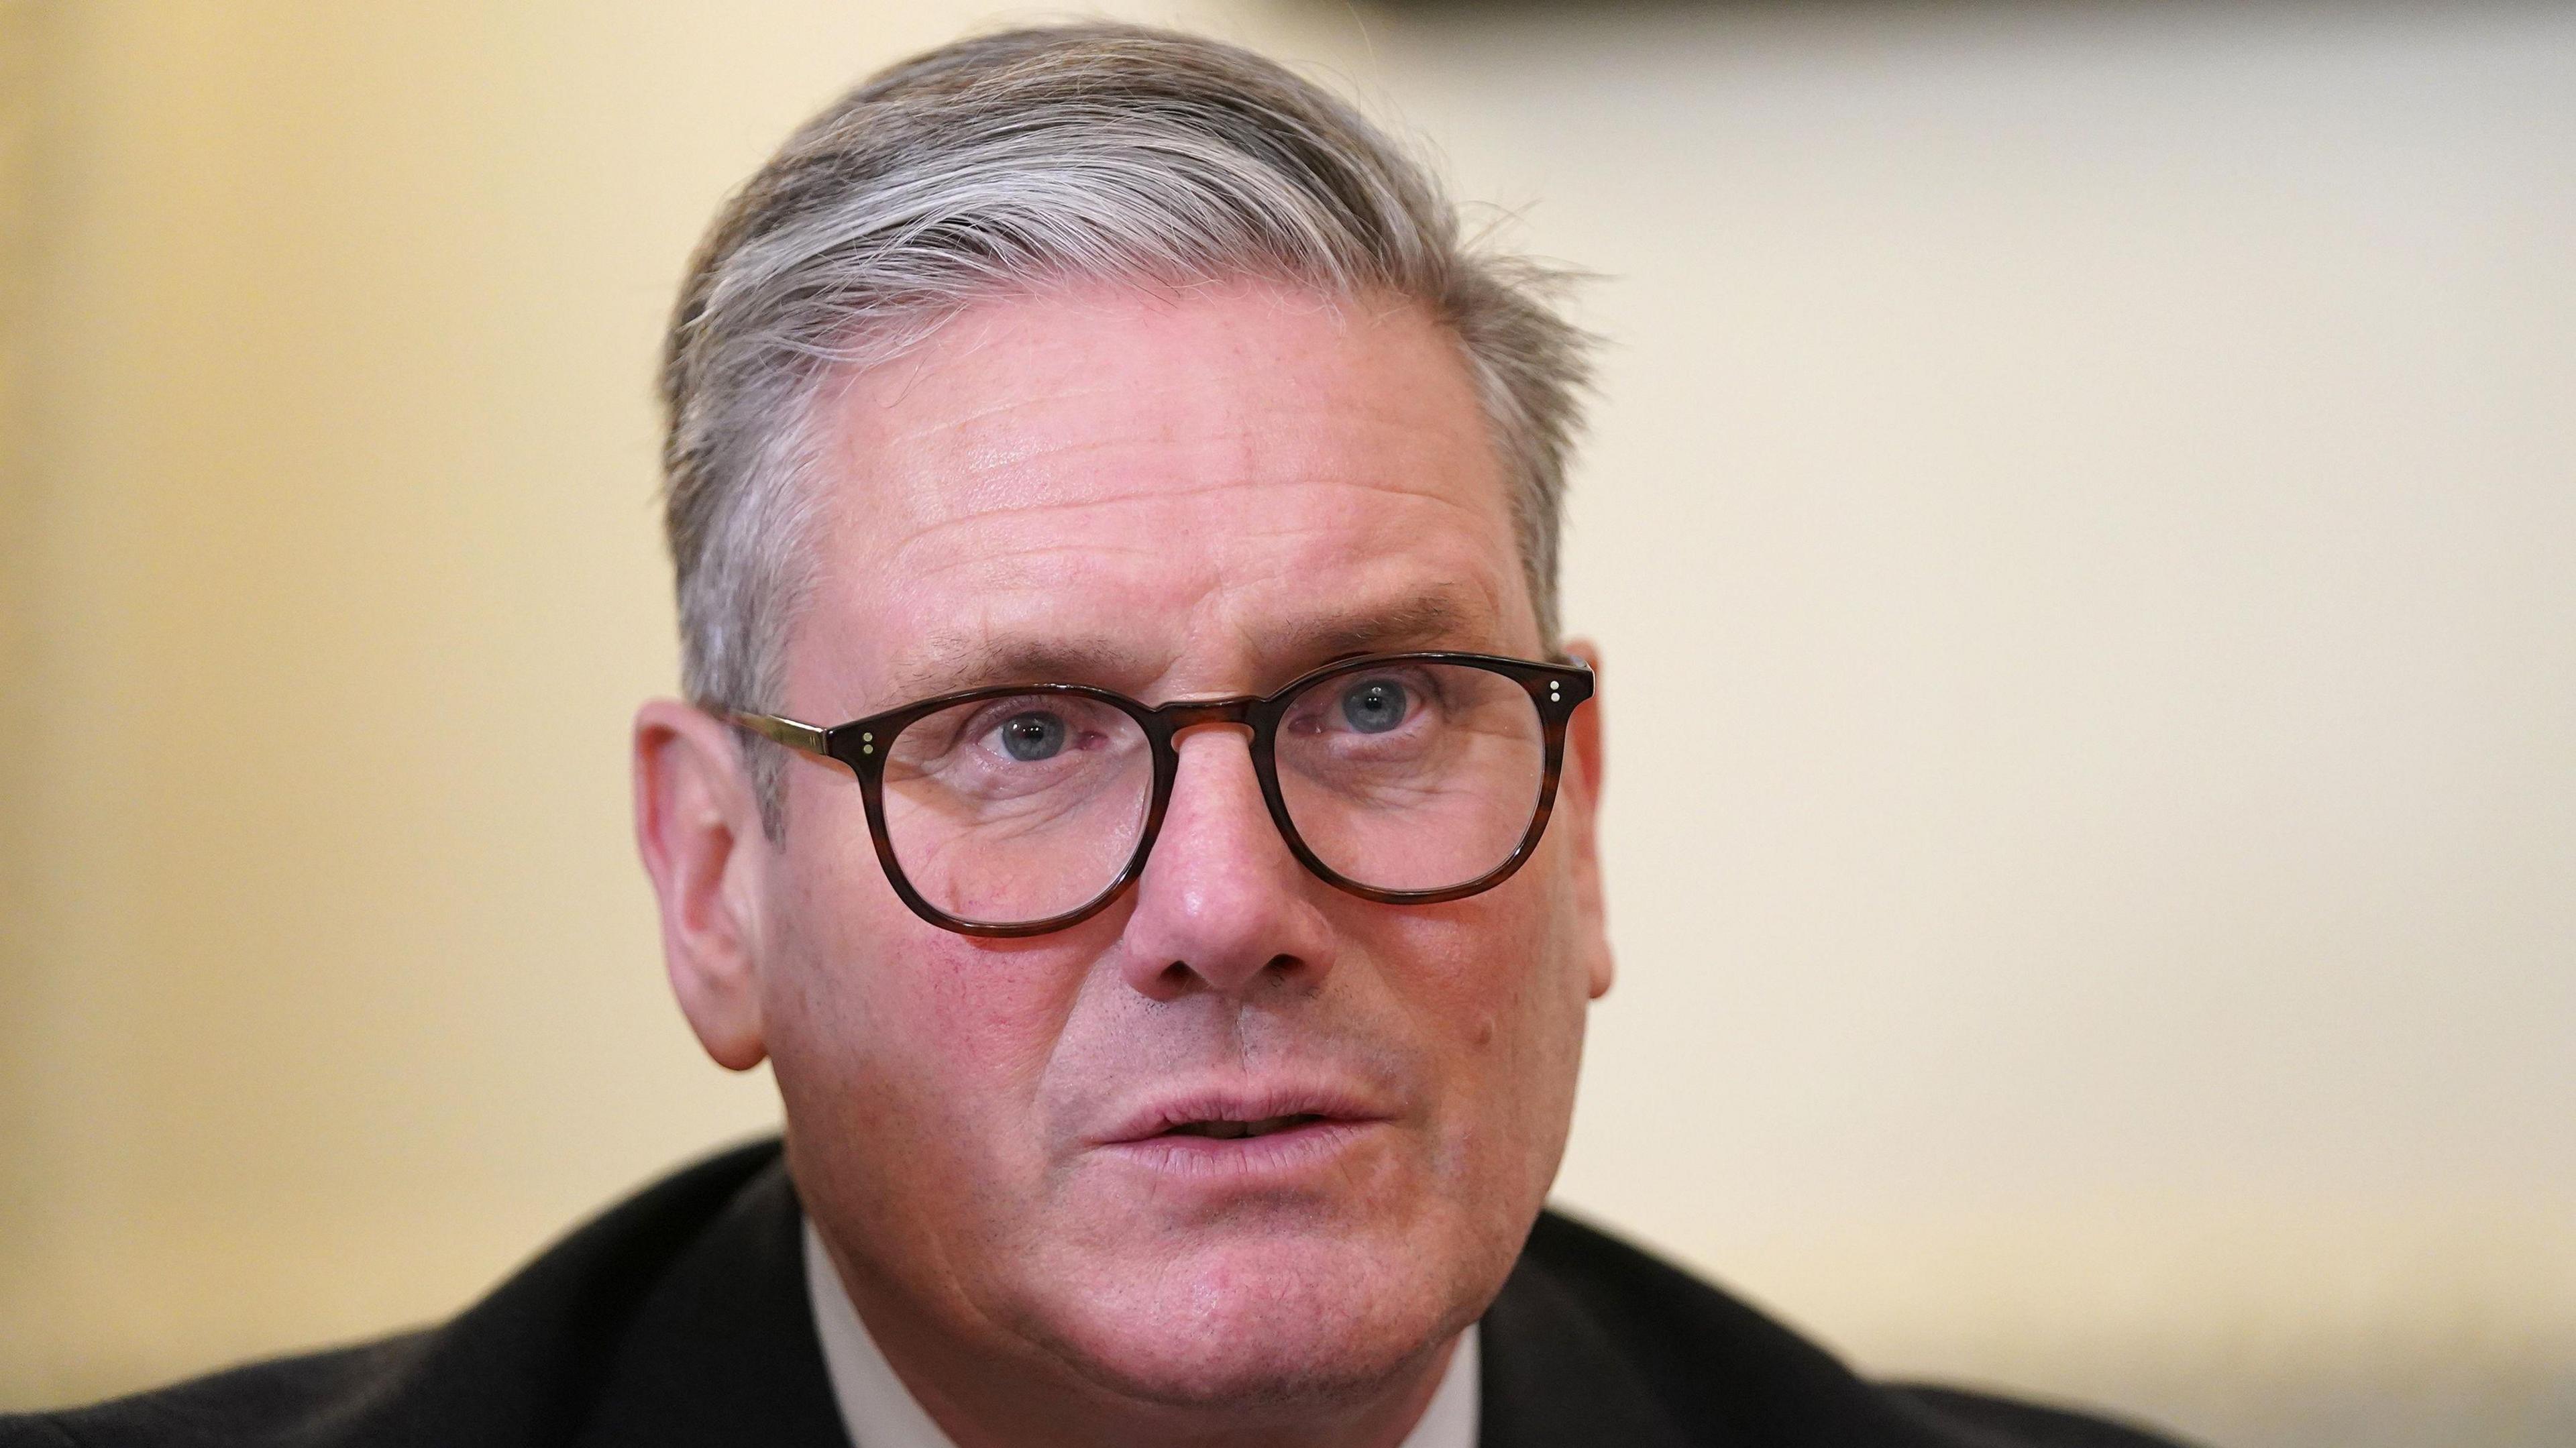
[877, 634, 1150, 706]
[871, 586, 1505, 710]
[1265, 588, 1491, 665]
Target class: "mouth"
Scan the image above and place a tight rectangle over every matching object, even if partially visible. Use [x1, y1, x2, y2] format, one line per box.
[1088, 1084, 1394, 1168]
[1097, 1115, 1383, 1184]
[1159, 1113, 1333, 1141]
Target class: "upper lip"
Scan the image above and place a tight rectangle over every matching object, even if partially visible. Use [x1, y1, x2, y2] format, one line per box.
[1087, 1079, 1395, 1146]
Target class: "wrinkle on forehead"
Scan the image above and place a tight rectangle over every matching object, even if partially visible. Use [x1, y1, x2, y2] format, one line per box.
[790, 278, 1532, 712]
[875, 475, 1501, 604]
[877, 583, 1503, 706]
[853, 384, 1498, 583]
[844, 496, 1515, 708]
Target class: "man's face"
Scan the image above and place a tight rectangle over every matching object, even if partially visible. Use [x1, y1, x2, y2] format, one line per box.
[744, 280, 1610, 1406]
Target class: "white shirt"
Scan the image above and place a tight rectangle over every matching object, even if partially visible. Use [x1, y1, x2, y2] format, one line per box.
[804, 1219, 1481, 1448]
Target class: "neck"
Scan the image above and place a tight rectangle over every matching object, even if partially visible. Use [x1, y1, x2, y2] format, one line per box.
[808, 1224, 1467, 1448]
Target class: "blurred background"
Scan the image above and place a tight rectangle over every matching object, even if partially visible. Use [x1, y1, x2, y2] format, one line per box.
[3, 2, 2571, 1443]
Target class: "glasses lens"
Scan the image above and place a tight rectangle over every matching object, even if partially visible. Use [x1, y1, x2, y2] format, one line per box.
[879, 692, 1152, 926]
[1274, 663, 1546, 893]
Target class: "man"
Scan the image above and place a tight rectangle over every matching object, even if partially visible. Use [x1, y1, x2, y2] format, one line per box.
[6, 25, 2190, 1448]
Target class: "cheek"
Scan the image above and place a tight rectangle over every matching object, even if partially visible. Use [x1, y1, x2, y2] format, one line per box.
[761, 828, 1089, 1226]
[1362, 855, 1591, 1181]
[1392, 846, 1590, 1032]
[767, 780, 1068, 1085]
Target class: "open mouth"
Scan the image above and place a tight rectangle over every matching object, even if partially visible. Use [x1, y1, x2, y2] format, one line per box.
[1089, 1084, 1390, 1162]
[1160, 1113, 1330, 1141]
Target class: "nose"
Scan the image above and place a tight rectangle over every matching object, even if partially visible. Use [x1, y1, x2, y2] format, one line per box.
[1114, 724, 1338, 1001]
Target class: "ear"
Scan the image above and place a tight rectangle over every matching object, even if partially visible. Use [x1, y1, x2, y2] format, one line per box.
[1559, 640, 1615, 1000]
[633, 698, 773, 1070]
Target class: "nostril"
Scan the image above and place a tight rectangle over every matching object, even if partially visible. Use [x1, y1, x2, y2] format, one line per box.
[1145, 954, 1303, 997]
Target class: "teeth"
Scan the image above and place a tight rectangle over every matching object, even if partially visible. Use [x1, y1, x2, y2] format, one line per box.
[1169, 1114, 1319, 1140]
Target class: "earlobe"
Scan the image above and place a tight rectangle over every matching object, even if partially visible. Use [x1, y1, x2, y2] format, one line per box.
[1561, 640, 1615, 1001]
[632, 700, 771, 1070]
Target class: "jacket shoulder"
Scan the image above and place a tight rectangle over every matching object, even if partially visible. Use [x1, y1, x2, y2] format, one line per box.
[1507, 1209, 2200, 1448]
[0, 1139, 796, 1448]
[0, 1337, 433, 1448]
[1890, 1386, 2198, 1448]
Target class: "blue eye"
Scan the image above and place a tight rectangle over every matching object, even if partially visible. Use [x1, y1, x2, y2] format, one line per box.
[999, 712, 1067, 761]
[1340, 679, 1409, 734]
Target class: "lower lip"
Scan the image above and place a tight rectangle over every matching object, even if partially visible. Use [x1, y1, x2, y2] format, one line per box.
[1095, 1118, 1384, 1180]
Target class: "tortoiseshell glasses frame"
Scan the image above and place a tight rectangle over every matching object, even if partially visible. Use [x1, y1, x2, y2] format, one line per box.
[720, 650, 1595, 938]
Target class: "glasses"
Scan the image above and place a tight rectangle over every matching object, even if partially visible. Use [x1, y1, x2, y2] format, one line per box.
[721, 651, 1595, 938]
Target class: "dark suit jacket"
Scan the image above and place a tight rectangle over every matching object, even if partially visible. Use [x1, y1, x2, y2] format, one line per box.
[3, 1139, 2192, 1447]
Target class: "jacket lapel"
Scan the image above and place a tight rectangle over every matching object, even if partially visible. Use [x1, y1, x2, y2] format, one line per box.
[573, 1156, 849, 1448]
[1477, 1247, 1705, 1448]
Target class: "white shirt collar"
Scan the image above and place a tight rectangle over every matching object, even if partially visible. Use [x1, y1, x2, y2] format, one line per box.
[803, 1218, 1480, 1448]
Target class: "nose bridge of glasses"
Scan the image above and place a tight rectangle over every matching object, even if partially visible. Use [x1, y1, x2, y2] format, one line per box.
[1152, 698, 1287, 867]
[1150, 694, 1261, 738]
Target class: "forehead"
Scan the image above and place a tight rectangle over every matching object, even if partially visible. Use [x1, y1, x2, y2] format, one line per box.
[796, 280, 1531, 706]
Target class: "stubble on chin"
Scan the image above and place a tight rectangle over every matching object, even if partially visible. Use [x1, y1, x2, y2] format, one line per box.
[988, 1216, 1501, 1417]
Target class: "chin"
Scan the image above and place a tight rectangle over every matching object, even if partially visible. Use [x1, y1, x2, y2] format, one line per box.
[1022, 1224, 1481, 1411]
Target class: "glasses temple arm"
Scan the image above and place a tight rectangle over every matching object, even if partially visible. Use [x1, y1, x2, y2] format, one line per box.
[718, 709, 832, 758]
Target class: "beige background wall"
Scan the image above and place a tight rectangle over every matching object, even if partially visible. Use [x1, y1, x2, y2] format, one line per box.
[5, 4, 2571, 1445]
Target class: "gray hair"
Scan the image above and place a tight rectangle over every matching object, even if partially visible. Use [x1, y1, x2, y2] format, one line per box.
[660, 23, 1593, 833]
